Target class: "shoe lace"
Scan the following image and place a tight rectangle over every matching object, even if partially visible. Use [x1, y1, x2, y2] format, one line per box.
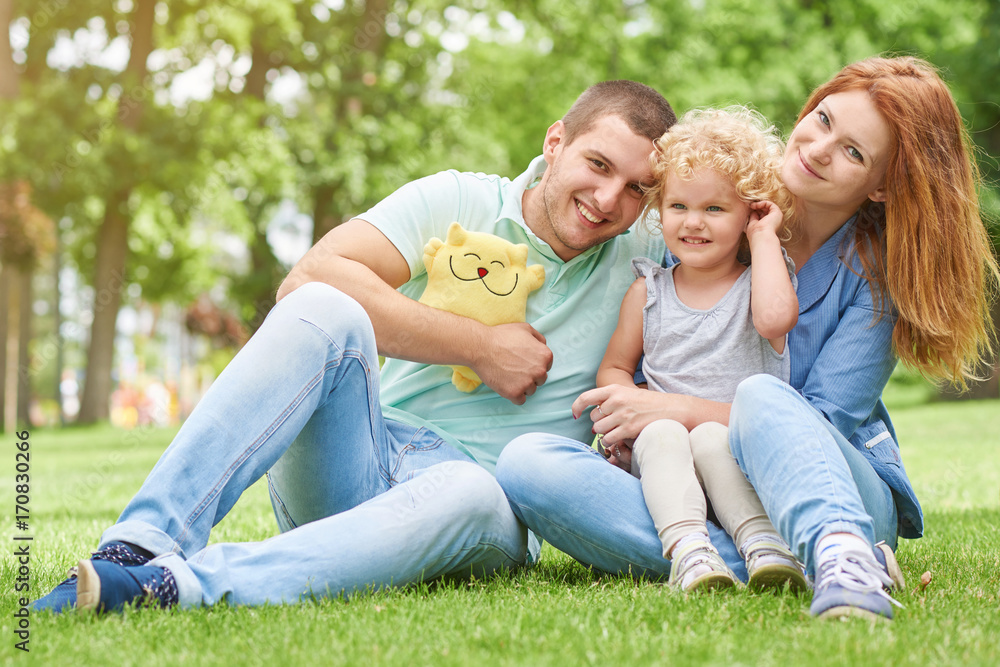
[140, 567, 179, 608]
[816, 550, 903, 609]
[671, 541, 729, 582]
[743, 537, 796, 564]
[93, 543, 150, 567]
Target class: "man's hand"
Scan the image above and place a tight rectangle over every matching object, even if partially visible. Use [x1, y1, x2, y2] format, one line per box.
[472, 323, 553, 405]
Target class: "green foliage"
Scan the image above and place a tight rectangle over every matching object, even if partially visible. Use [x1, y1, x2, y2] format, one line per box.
[4, 0, 1000, 410]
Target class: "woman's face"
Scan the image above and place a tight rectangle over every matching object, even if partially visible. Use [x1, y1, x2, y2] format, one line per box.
[781, 89, 892, 212]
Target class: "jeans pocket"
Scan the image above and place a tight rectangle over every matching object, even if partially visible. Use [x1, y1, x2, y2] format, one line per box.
[390, 427, 476, 483]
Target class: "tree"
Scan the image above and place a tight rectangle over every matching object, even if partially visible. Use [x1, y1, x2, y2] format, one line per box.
[0, 0, 55, 430]
[0, 182, 54, 430]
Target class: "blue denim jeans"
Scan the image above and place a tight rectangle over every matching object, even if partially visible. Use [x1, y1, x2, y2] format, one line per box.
[495, 434, 750, 582]
[729, 374, 897, 574]
[101, 283, 530, 607]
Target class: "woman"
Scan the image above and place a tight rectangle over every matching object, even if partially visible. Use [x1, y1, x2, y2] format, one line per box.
[495, 56, 1000, 622]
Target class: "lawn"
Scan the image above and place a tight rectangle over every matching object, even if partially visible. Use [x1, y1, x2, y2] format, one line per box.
[1, 388, 998, 666]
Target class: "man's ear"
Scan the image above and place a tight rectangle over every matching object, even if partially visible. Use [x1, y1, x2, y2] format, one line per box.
[868, 185, 887, 203]
[542, 120, 565, 164]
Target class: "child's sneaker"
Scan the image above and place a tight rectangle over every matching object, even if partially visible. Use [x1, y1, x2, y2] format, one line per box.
[668, 539, 739, 592]
[743, 534, 809, 592]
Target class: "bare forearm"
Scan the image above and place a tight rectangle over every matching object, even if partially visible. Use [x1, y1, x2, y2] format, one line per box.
[749, 232, 798, 339]
[596, 365, 638, 389]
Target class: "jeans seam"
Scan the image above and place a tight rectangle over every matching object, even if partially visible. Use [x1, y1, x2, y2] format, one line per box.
[177, 356, 343, 546]
[389, 428, 447, 484]
[445, 539, 523, 570]
[266, 472, 298, 530]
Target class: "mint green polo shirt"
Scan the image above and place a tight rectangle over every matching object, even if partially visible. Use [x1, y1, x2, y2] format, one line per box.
[361, 156, 665, 473]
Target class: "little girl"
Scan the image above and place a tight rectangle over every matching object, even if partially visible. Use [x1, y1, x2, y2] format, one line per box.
[578, 107, 806, 592]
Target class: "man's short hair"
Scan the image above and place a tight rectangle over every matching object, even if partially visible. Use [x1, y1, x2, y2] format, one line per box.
[561, 80, 676, 145]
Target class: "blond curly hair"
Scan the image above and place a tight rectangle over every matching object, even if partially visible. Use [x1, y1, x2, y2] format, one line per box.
[642, 106, 792, 247]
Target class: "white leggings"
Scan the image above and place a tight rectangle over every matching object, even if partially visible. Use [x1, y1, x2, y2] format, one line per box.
[633, 419, 777, 559]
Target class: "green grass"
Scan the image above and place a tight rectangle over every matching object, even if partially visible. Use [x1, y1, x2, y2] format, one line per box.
[2, 389, 999, 666]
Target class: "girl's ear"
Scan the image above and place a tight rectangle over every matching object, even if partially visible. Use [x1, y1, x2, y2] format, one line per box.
[868, 186, 887, 203]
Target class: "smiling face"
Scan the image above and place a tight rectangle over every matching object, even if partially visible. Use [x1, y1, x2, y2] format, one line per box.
[523, 115, 656, 262]
[659, 168, 750, 275]
[782, 89, 893, 219]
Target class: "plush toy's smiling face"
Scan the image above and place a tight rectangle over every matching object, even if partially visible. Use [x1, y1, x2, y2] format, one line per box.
[419, 222, 546, 327]
[447, 250, 524, 297]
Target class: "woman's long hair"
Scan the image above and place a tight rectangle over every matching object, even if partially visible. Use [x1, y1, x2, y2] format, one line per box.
[796, 56, 1000, 387]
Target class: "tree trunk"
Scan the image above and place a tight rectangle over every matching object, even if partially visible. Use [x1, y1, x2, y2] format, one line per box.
[2, 263, 20, 430]
[16, 266, 30, 424]
[311, 182, 339, 245]
[239, 34, 282, 332]
[309, 0, 388, 246]
[76, 0, 155, 423]
[77, 192, 130, 422]
[0, 0, 18, 98]
[0, 0, 18, 430]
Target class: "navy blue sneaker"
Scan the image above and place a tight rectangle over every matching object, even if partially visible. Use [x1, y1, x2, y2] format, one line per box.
[30, 542, 152, 613]
[810, 549, 903, 621]
[76, 560, 178, 613]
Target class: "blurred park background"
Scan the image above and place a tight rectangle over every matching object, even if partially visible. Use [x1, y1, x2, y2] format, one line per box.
[1, 0, 998, 432]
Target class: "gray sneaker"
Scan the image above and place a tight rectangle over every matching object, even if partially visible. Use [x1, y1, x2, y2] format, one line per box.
[873, 541, 905, 590]
[810, 548, 903, 621]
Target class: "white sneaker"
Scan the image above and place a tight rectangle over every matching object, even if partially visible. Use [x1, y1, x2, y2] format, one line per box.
[742, 535, 810, 592]
[668, 540, 739, 592]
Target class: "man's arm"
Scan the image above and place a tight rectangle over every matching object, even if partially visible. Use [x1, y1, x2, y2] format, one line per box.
[277, 219, 552, 404]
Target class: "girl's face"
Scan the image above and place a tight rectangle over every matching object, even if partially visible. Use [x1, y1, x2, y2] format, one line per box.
[782, 89, 892, 213]
[659, 168, 749, 273]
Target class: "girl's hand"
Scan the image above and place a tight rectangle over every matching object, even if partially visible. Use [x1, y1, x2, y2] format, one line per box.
[746, 200, 783, 238]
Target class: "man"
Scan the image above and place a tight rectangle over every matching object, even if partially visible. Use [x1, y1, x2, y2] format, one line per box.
[34, 81, 675, 612]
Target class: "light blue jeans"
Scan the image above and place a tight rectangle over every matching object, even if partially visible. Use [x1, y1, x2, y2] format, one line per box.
[729, 374, 897, 574]
[101, 283, 530, 607]
[496, 434, 750, 582]
[495, 376, 898, 581]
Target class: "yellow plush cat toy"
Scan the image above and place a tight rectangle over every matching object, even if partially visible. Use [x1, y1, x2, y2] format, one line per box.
[418, 222, 546, 392]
